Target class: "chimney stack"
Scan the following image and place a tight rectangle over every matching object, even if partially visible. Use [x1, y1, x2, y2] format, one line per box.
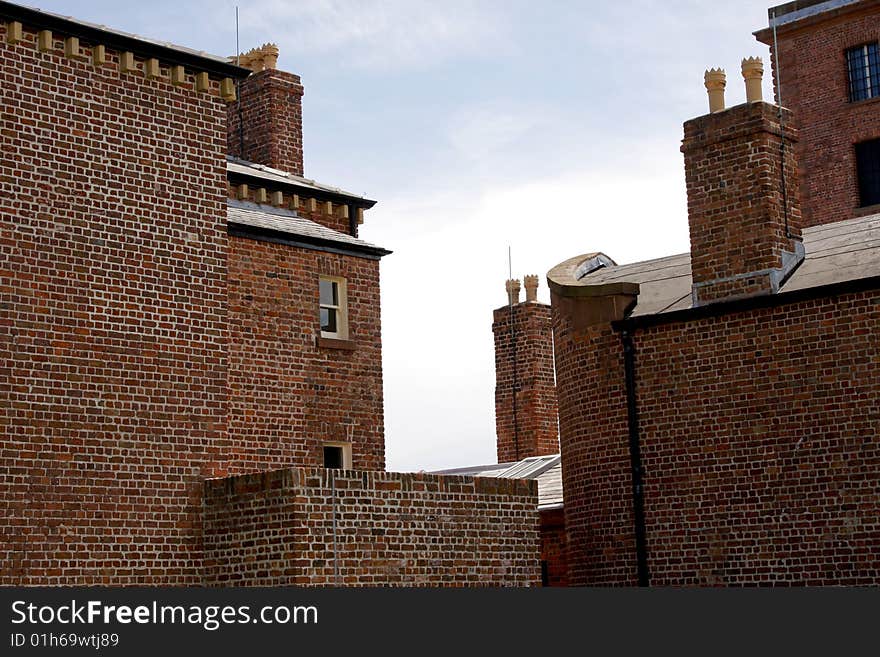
[227, 44, 304, 177]
[683, 57, 804, 306]
[493, 277, 559, 463]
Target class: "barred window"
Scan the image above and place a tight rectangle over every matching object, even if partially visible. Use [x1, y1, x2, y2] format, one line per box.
[846, 43, 880, 102]
[855, 139, 880, 207]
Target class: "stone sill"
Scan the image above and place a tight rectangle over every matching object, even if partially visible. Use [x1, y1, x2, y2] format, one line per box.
[854, 203, 880, 217]
[316, 336, 357, 351]
[848, 95, 880, 109]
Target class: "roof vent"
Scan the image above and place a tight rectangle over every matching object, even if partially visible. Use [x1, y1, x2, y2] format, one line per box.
[575, 254, 615, 280]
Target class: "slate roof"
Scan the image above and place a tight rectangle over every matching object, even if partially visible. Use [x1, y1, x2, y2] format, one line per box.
[564, 213, 880, 318]
[433, 454, 564, 510]
[227, 199, 390, 257]
[227, 158, 376, 207]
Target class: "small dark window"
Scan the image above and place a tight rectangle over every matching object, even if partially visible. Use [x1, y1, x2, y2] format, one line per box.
[846, 43, 880, 102]
[323, 445, 344, 469]
[540, 560, 549, 587]
[855, 138, 880, 207]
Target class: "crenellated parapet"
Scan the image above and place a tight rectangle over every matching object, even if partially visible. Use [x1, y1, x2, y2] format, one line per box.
[1, 6, 249, 103]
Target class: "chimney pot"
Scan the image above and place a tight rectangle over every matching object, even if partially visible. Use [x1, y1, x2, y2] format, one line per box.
[505, 279, 521, 305]
[524, 275, 539, 302]
[741, 57, 764, 103]
[704, 68, 726, 113]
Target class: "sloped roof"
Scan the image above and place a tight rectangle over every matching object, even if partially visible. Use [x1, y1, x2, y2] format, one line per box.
[554, 213, 880, 319]
[227, 199, 390, 258]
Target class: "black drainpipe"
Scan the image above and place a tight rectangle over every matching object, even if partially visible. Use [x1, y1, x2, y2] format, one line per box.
[621, 329, 650, 586]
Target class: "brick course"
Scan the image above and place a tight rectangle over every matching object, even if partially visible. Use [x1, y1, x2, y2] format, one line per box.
[204, 467, 541, 586]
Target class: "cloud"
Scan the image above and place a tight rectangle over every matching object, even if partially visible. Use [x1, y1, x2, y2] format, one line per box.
[228, 0, 512, 71]
[446, 101, 558, 165]
[374, 154, 691, 472]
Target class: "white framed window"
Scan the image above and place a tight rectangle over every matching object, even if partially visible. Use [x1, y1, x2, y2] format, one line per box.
[319, 276, 348, 339]
[323, 442, 352, 470]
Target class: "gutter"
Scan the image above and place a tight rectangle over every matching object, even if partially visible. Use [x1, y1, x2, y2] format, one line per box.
[228, 223, 391, 260]
[613, 274, 880, 332]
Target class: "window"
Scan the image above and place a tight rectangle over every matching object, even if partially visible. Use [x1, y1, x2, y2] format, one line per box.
[846, 42, 880, 102]
[319, 276, 348, 339]
[323, 442, 352, 470]
[856, 138, 880, 207]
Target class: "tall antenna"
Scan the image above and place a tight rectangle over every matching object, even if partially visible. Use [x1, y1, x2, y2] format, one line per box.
[771, 9, 793, 239]
[508, 246, 520, 461]
[235, 6, 245, 157]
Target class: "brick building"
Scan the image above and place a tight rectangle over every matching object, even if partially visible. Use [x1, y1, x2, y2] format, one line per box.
[0, 1, 540, 586]
[755, 0, 880, 227]
[548, 1, 879, 585]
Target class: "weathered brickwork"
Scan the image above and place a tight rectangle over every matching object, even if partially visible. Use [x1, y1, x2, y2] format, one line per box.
[539, 508, 568, 587]
[757, 2, 880, 227]
[203, 468, 541, 586]
[553, 290, 880, 586]
[0, 24, 231, 584]
[683, 102, 803, 304]
[493, 302, 559, 462]
[227, 237, 385, 474]
[227, 68, 304, 177]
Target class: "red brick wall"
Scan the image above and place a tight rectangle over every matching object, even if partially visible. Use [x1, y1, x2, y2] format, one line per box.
[758, 3, 880, 227]
[553, 288, 880, 585]
[227, 68, 304, 177]
[203, 468, 541, 586]
[227, 237, 385, 474]
[493, 302, 559, 462]
[540, 508, 568, 587]
[683, 102, 802, 304]
[0, 25, 230, 584]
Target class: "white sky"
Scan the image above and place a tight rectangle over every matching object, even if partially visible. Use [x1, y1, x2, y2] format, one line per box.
[32, 0, 779, 471]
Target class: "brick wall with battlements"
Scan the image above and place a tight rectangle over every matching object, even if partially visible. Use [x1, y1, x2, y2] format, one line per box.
[204, 467, 541, 587]
[0, 17, 241, 584]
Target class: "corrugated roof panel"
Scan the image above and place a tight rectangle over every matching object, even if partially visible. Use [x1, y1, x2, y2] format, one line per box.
[496, 454, 561, 480]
